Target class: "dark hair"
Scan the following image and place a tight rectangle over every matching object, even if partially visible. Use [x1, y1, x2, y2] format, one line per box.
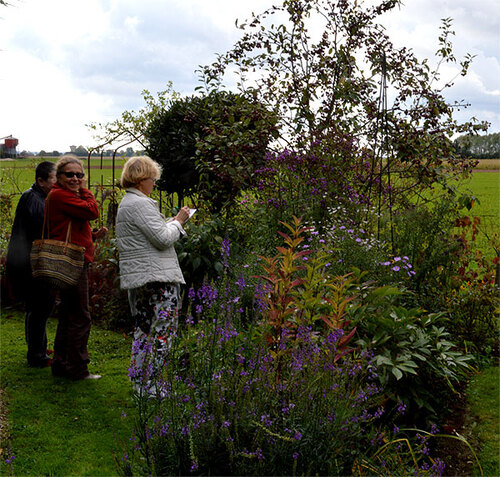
[35, 161, 56, 181]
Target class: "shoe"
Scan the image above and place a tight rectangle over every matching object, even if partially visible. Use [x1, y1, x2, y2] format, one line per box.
[82, 373, 102, 380]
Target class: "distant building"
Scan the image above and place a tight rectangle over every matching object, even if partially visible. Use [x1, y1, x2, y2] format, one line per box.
[0, 136, 19, 158]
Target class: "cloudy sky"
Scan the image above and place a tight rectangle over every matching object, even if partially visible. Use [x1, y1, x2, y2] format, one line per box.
[1, 0, 499, 153]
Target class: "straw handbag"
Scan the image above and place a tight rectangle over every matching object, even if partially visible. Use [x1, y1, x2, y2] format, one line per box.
[30, 198, 86, 289]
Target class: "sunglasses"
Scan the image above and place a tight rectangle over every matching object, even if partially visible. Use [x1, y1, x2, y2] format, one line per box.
[62, 171, 85, 179]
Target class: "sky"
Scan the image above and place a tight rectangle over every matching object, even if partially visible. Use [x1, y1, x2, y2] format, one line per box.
[1, 0, 499, 153]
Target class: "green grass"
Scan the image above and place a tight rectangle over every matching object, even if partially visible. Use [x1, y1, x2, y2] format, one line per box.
[459, 172, 500, 260]
[467, 366, 500, 477]
[424, 171, 500, 260]
[465, 172, 499, 227]
[0, 309, 135, 476]
[0, 157, 126, 197]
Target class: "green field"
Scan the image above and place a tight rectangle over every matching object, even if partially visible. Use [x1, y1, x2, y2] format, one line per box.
[1, 158, 498, 254]
[0, 157, 126, 195]
[467, 172, 499, 226]
[459, 172, 499, 258]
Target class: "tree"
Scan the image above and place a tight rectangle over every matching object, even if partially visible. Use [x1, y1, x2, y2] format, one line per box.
[199, 0, 488, 205]
[145, 90, 278, 210]
[454, 132, 500, 159]
[91, 84, 277, 212]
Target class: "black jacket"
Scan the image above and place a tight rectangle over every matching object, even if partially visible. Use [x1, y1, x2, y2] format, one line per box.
[6, 182, 47, 281]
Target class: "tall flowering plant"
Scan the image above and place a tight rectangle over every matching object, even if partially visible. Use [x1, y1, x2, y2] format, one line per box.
[117, 226, 386, 476]
[117, 221, 453, 476]
[119, 317, 386, 476]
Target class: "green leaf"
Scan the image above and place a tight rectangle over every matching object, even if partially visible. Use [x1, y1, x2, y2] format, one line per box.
[375, 355, 393, 366]
[392, 368, 403, 380]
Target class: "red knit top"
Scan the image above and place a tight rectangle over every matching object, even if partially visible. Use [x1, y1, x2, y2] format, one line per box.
[45, 183, 100, 262]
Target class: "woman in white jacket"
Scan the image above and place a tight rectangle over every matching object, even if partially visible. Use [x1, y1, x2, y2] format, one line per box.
[116, 156, 190, 396]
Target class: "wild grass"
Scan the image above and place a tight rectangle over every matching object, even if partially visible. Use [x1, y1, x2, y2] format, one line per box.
[0, 308, 135, 476]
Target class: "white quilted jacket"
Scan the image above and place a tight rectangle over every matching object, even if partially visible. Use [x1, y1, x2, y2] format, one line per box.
[116, 188, 186, 289]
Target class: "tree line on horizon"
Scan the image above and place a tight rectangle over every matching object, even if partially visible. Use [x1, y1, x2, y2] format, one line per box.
[18, 146, 143, 159]
[453, 132, 500, 159]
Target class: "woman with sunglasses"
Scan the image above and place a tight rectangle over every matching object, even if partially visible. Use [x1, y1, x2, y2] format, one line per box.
[46, 154, 106, 380]
[116, 156, 190, 397]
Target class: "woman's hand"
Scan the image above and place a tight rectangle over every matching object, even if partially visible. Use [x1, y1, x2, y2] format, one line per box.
[79, 176, 87, 190]
[92, 227, 109, 241]
[174, 206, 190, 226]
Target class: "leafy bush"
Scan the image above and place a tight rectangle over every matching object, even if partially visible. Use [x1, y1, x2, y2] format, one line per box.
[352, 285, 472, 420]
[146, 90, 278, 212]
[388, 198, 499, 356]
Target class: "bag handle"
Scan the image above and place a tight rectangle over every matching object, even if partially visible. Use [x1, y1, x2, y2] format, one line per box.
[42, 192, 73, 249]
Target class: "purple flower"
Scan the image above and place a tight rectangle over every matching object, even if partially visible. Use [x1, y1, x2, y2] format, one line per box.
[260, 414, 272, 426]
[221, 237, 230, 268]
[432, 458, 446, 475]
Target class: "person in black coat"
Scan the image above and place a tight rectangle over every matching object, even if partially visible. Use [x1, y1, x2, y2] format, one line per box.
[6, 161, 57, 367]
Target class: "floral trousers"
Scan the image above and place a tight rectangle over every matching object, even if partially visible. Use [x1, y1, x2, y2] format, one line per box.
[127, 282, 180, 396]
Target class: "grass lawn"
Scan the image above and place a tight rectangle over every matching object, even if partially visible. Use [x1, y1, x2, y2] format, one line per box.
[468, 366, 500, 476]
[0, 308, 135, 476]
[461, 172, 499, 260]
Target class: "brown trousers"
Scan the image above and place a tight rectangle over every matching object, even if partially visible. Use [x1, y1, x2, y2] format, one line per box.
[51, 264, 92, 379]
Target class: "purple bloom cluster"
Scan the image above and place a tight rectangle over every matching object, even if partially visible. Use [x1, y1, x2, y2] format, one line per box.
[379, 255, 416, 277]
[253, 148, 374, 217]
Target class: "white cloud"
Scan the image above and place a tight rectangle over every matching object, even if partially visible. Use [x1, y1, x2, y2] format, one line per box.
[0, 0, 498, 152]
[0, 49, 113, 152]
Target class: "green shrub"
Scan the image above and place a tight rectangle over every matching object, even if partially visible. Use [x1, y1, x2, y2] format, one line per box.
[352, 284, 472, 421]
